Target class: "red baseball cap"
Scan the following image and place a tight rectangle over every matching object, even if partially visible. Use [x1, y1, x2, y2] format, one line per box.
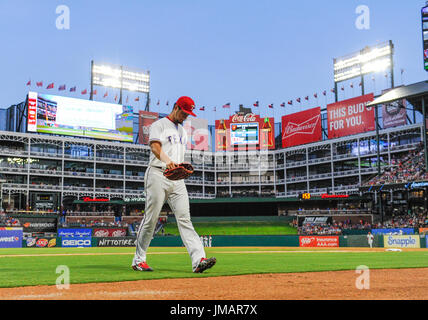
[176, 96, 196, 117]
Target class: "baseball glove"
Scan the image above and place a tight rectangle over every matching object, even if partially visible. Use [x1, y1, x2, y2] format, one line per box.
[163, 162, 194, 181]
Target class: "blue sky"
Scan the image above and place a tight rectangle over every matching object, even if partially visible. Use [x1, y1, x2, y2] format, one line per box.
[0, 0, 427, 125]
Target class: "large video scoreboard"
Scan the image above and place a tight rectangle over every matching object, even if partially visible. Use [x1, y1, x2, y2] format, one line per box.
[422, 5, 428, 71]
[27, 92, 133, 142]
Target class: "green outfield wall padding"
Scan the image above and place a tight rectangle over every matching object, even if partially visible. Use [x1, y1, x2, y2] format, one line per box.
[342, 229, 370, 236]
[168, 216, 295, 223]
[151, 236, 184, 247]
[379, 235, 384, 247]
[420, 236, 426, 248]
[211, 235, 299, 247]
[339, 236, 347, 247]
[343, 235, 382, 248]
[150, 235, 300, 247]
[149, 235, 389, 248]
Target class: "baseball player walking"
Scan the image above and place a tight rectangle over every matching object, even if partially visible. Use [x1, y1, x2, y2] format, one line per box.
[132, 96, 216, 273]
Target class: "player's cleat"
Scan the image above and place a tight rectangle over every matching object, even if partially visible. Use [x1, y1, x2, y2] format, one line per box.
[194, 257, 216, 273]
[132, 262, 153, 271]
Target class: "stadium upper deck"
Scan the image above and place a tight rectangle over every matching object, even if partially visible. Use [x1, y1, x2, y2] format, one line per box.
[0, 81, 427, 216]
[0, 122, 424, 212]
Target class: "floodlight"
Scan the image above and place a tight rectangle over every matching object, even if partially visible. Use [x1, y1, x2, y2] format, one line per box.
[91, 62, 150, 94]
[334, 41, 393, 83]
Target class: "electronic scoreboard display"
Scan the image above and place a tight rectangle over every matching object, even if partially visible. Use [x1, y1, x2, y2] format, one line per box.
[230, 123, 259, 145]
[422, 5, 428, 71]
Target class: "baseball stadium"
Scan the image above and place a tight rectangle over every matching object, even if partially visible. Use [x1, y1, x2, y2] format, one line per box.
[1, 1, 428, 304]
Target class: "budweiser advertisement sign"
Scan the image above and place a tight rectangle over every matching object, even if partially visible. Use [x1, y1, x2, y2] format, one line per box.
[327, 94, 375, 139]
[299, 236, 339, 248]
[215, 113, 275, 151]
[281, 107, 322, 148]
[138, 111, 159, 145]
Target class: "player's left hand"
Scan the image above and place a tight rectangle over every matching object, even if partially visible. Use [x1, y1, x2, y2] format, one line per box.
[166, 161, 178, 170]
[163, 162, 194, 180]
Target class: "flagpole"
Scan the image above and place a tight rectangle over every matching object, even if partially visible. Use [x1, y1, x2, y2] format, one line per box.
[372, 77, 376, 96]
[273, 104, 276, 125]
[257, 101, 260, 119]
[255, 101, 259, 119]
[90, 60, 94, 101]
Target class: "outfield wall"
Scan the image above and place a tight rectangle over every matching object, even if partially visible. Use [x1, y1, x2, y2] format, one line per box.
[93, 235, 427, 249]
[10, 234, 427, 249]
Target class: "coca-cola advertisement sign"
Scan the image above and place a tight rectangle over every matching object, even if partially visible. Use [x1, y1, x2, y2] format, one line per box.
[215, 113, 275, 151]
[281, 107, 322, 148]
[138, 111, 159, 145]
[231, 113, 257, 123]
[93, 228, 127, 237]
[327, 94, 375, 139]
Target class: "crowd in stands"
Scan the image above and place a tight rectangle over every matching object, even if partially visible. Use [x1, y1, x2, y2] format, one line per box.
[380, 213, 428, 229]
[289, 207, 371, 215]
[129, 209, 144, 216]
[295, 213, 428, 235]
[295, 219, 372, 235]
[58, 218, 129, 228]
[298, 223, 343, 235]
[366, 144, 428, 186]
[128, 217, 168, 236]
[0, 212, 21, 227]
[65, 211, 115, 217]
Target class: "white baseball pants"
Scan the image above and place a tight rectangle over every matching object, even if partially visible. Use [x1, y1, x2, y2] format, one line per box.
[132, 166, 205, 271]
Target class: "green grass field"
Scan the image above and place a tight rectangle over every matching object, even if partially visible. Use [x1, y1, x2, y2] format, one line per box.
[164, 222, 298, 235]
[1, 247, 428, 288]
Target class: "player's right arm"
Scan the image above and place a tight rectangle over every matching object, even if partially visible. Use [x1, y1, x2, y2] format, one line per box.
[150, 141, 177, 169]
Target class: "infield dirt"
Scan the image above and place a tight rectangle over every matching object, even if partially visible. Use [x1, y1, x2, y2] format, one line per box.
[1, 268, 428, 300]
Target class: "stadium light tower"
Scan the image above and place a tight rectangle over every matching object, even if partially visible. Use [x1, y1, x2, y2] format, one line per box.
[90, 60, 151, 110]
[333, 41, 394, 102]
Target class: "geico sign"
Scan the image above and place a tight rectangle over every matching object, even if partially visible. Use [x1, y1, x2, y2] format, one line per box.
[62, 239, 91, 246]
